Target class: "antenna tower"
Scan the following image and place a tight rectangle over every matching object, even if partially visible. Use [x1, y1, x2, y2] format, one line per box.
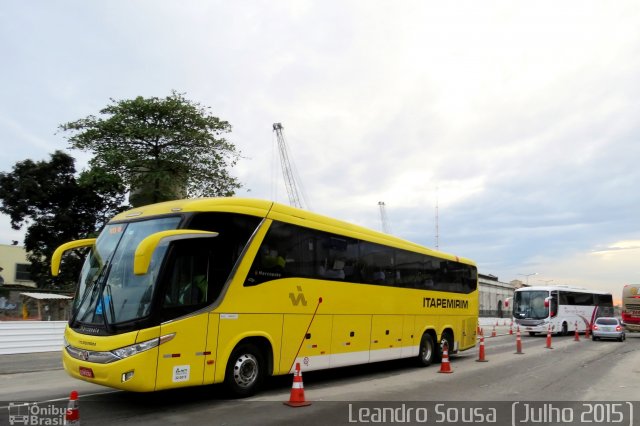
[435, 186, 439, 249]
[272, 123, 308, 209]
[378, 201, 392, 234]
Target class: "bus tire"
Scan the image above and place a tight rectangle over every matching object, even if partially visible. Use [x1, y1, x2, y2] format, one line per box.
[417, 333, 435, 367]
[224, 343, 265, 397]
[529, 332, 536, 337]
[561, 322, 568, 336]
[436, 331, 454, 363]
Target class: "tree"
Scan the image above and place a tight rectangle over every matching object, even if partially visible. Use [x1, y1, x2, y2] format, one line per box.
[0, 151, 126, 288]
[59, 91, 242, 207]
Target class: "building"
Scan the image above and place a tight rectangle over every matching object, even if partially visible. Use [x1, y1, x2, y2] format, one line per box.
[0, 244, 73, 321]
[479, 274, 517, 318]
[0, 244, 35, 288]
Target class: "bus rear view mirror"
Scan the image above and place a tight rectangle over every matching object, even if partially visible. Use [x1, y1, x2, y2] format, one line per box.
[51, 238, 97, 276]
[133, 230, 218, 275]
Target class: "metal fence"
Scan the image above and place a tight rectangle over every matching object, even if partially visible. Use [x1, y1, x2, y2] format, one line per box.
[0, 321, 66, 355]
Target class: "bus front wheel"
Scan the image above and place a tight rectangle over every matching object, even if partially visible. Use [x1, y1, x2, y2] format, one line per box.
[225, 343, 265, 397]
[417, 333, 435, 367]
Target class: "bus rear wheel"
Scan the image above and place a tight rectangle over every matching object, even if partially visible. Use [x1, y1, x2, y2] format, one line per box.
[225, 343, 265, 397]
[435, 331, 453, 363]
[417, 333, 435, 367]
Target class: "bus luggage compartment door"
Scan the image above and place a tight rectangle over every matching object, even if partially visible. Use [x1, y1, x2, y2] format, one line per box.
[330, 314, 372, 368]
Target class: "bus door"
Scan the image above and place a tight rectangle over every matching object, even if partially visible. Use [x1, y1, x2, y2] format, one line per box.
[155, 242, 214, 390]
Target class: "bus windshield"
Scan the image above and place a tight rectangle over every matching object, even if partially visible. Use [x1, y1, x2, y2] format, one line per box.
[72, 216, 181, 329]
[513, 290, 549, 320]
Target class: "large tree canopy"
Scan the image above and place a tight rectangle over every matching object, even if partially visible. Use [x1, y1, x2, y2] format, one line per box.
[0, 151, 126, 288]
[59, 91, 242, 206]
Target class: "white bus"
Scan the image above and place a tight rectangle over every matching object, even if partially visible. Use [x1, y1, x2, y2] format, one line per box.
[512, 286, 613, 336]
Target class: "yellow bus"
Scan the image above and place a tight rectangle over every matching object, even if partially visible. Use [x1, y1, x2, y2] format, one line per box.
[52, 198, 478, 396]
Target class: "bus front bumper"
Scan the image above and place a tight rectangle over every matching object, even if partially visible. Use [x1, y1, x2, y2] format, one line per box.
[516, 322, 552, 334]
[62, 345, 158, 392]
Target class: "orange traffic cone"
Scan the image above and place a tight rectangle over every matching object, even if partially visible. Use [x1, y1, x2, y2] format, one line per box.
[509, 322, 513, 335]
[284, 363, 311, 407]
[514, 327, 524, 354]
[438, 342, 453, 373]
[491, 325, 497, 337]
[585, 323, 591, 339]
[574, 322, 580, 341]
[65, 390, 80, 425]
[545, 326, 553, 349]
[476, 335, 488, 362]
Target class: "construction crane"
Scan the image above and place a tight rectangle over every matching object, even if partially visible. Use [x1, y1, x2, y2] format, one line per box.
[272, 123, 309, 209]
[378, 201, 392, 234]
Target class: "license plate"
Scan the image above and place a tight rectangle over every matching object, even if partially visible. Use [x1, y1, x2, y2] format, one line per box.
[79, 367, 94, 378]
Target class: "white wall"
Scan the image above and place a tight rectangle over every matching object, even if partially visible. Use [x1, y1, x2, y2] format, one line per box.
[0, 321, 65, 354]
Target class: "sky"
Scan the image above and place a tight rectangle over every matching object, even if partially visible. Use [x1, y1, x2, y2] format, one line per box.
[1, 1, 639, 298]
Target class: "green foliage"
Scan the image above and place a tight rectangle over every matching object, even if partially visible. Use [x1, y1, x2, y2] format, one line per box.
[60, 90, 241, 206]
[0, 151, 126, 288]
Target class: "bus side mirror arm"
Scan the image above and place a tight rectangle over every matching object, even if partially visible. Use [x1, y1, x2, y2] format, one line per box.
[133, 230, 219, 275]
[51, 238, 97, 276]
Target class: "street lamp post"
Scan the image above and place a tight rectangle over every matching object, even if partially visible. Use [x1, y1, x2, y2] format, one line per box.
[518, 272, 538, 286]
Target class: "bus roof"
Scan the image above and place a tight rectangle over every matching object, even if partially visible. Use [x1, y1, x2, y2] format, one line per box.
[110, 197, 475, 266]
[516, 285, 611, 295]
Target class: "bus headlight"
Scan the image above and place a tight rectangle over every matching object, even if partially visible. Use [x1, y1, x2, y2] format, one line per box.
[111, 333, 175, 360]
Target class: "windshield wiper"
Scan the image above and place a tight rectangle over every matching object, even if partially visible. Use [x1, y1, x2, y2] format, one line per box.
[71, 261, 107, 325]
[98, 263, 114, 333]
[105, 284, 116, 324]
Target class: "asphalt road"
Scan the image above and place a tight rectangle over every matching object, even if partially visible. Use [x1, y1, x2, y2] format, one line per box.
[1, 331, 639, 425]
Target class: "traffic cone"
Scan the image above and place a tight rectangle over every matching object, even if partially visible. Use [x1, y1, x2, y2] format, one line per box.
[545, 325, 553, 349]
[574, 322, 580, 341]
[509, 322, 513, 335]
[491, 325, 497, 337]
[514, 327, 524, 354]
[438, 342, 453, 373]
[585, 323, 591, 339]
[476, 335, 488, 362]
[284, 363, 311, 407]
[64, 390, 80, 425]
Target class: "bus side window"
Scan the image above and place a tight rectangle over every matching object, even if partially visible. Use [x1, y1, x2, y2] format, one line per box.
[159, 243, 211, 321]
[163, 255, 208, 307]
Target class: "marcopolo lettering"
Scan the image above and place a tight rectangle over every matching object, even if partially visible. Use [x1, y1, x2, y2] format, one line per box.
[423, 297, 468, 309]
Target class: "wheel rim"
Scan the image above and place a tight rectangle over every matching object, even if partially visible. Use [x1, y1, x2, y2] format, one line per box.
[421, 339, 432, 361]
[441, 334, 452, 353]
[232, 353, 259, 389]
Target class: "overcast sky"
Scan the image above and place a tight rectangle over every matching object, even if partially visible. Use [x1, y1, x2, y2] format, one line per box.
[1, 1, 639, 297]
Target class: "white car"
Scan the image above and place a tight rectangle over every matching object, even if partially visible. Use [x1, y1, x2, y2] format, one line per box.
[591, 317, 625, 342]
